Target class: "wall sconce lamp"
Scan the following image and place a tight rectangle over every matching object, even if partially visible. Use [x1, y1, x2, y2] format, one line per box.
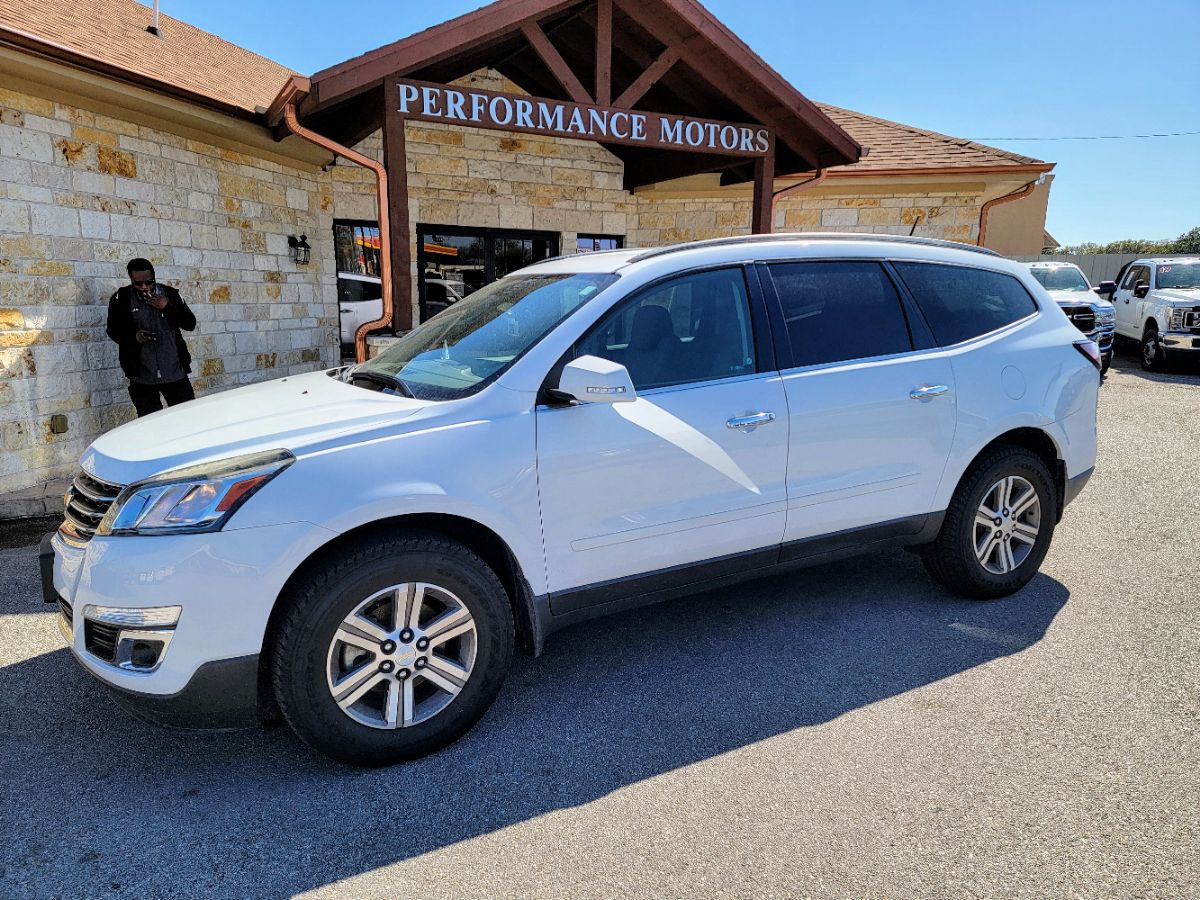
[287, 234, 311, 265]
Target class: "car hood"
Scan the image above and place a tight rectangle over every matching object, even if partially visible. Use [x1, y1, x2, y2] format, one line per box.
[1047, 290, 1113, 311]
[83, 370, 431, 486]
[1153, 288, 1200, 305]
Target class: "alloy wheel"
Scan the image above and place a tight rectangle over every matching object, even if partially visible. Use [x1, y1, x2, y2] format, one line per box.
[973, 475, 1041, 575]
[325, 582, 477, 729]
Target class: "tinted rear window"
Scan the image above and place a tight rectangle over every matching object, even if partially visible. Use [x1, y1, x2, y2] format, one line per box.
[893, 263, 1039, 346]
[767, 261, 912, 367]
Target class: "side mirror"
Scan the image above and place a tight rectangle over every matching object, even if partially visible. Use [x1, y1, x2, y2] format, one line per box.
[555, 355, 636, 404]
[1094, 280, 1117, 299]
[1134, 281, 1150, 299]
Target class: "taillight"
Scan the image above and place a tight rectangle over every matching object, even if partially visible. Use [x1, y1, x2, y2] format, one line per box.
[1073, 339, 1102, 372]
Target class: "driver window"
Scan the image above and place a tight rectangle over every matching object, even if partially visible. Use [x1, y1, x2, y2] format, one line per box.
[1121, 266, 1144, 290]
[576, 267, 756, 391]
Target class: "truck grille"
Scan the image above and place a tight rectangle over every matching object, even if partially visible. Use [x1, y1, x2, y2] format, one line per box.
[1061, 304, 1096, 334]
[60, 471, 123, 544]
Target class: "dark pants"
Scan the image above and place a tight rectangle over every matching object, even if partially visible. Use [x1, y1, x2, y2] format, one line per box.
[128, 378, 195, 417]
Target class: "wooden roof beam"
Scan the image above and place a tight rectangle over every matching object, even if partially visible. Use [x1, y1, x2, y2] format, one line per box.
[520, 19, 593, 104]
[613, 37, 702, 109]
[595, 0, 612, 105]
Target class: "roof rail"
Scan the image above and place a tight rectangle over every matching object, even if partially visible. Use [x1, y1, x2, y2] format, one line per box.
[627, 232, 1001, 263]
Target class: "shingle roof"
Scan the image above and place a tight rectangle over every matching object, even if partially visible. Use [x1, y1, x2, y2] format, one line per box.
[0, 0, 294, 112]
[817, 103, 1050, 173]
[0, 0, 1050, 174]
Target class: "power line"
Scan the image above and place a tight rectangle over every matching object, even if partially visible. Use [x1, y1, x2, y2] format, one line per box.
[971, 130, 1200, 141]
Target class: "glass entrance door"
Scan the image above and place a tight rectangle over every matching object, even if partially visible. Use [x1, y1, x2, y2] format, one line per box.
[417, 226, 558, 323]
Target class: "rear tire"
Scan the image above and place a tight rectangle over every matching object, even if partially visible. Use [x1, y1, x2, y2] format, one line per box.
[921, 446, 1057, 599]
[271, 532, 513, 767]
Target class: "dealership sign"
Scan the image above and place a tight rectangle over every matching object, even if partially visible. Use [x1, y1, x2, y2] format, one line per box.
[394, 78, 771, 157]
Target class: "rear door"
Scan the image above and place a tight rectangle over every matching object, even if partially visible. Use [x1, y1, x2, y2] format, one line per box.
[760, 260, 957, 556]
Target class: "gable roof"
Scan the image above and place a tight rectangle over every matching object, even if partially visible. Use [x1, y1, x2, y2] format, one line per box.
[0, 0, 292, 114]
[298, 0, 861, 184]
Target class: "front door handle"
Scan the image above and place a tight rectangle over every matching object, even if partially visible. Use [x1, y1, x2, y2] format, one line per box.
[910, 384, 950, 400]
[726, 412, 776, 430]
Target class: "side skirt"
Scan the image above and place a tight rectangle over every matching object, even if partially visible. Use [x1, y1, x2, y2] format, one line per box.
[536, 512, 944, 637]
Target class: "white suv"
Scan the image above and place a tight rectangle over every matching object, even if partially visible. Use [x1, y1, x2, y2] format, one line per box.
[42, 234, 1101, 766]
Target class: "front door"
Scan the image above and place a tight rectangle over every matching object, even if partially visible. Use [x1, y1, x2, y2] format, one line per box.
[536, 267, 789, 609]
[1114, 263, 1149, 337]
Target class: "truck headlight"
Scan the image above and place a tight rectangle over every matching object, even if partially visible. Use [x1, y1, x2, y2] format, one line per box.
[1168, 308, 1184, 331]
[96, 449, 294, 536]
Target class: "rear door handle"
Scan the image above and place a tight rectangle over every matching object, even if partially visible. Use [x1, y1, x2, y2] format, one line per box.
[909, 384, 950, 400]
[727, 412, 776, 430]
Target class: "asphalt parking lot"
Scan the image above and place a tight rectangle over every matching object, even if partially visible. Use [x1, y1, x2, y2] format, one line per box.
[1, 345, 1197, 899]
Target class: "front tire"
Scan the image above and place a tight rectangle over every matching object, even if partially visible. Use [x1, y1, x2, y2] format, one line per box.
[271, 532, 514, 766]
[921, 446, 1057, 599]
[1142, 325, 1167, 372]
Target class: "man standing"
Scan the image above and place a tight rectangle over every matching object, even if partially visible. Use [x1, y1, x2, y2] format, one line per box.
[106, 258, 198, 417]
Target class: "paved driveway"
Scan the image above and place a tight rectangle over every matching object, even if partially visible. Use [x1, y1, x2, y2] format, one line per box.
[1, 347, 1196, 898]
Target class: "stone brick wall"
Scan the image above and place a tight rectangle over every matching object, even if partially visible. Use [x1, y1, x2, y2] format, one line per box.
[0, 85, 338, 496]
[629, 189, 982, 246]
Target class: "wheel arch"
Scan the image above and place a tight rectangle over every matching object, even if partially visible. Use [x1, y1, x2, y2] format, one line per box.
[1143, 316, 1161, 335]
[256, 513, 545, 723]
[963, 427, 1065, 522]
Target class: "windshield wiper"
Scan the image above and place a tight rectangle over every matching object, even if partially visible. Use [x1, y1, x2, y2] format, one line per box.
[349, 368, 415, 398]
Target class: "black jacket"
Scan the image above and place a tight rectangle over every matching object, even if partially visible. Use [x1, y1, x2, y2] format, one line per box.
[106, 284, 197, 379]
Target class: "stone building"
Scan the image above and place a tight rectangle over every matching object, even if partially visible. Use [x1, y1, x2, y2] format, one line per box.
[0, 0, 1053, 504]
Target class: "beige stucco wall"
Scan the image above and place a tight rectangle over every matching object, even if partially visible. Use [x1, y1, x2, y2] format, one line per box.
[981, 174, 1053, 257]
[0, 84, 338, 495]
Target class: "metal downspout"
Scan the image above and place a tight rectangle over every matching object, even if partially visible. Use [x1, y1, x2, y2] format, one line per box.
[281, 91, 392, 364]
[768, 169, 826, 232]
[977, 179, 1039, 249]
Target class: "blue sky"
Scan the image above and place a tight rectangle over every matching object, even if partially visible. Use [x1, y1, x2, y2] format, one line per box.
[163, 0, 1199, 245]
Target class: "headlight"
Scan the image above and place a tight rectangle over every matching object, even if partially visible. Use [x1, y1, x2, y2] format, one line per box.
[1168, 308, 1184, 331]
[96, 449, 294, 536]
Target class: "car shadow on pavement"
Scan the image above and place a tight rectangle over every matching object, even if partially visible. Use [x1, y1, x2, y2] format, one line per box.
[0, 547, 1068, 896]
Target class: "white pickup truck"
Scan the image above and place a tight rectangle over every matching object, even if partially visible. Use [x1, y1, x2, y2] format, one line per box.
[1104, 258, 1200, 371]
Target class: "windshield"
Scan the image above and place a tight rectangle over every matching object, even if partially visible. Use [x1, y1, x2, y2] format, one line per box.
[1156, 263, 1200, 290]
[354, 272, 618, 400]
[1029, 266, 1090, 292]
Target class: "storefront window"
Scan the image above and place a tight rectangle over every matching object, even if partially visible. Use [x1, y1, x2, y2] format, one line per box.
[417, 226, 558, 322]
[334, 222, 382, 277]
[577, 234, 624, 253]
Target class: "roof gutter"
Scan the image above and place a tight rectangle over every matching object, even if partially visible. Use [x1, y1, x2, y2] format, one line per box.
[0, 22, 259, 121]
[977, 178, 1040, 248]
[272, 76, 392, 364]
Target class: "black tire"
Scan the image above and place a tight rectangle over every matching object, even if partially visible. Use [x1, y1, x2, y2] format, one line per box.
[1100, 352, 1111, 376]
[921, 446, 1058, 599]
[1141, 325, 1167, 372]
[271, 531, 513, 767]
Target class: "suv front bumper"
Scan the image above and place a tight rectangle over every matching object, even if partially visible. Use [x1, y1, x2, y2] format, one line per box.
[42, 521, 334, 727]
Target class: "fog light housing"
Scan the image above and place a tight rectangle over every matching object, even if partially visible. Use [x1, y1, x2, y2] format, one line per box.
[81, 605, 180, 672]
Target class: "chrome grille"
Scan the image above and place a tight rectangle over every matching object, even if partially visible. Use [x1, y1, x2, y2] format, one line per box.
[1060, 304, 1096, 334]
[60, 470, 123, 544]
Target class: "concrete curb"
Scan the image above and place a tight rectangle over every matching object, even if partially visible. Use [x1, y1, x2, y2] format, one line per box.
[0, 477, 70, 521]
